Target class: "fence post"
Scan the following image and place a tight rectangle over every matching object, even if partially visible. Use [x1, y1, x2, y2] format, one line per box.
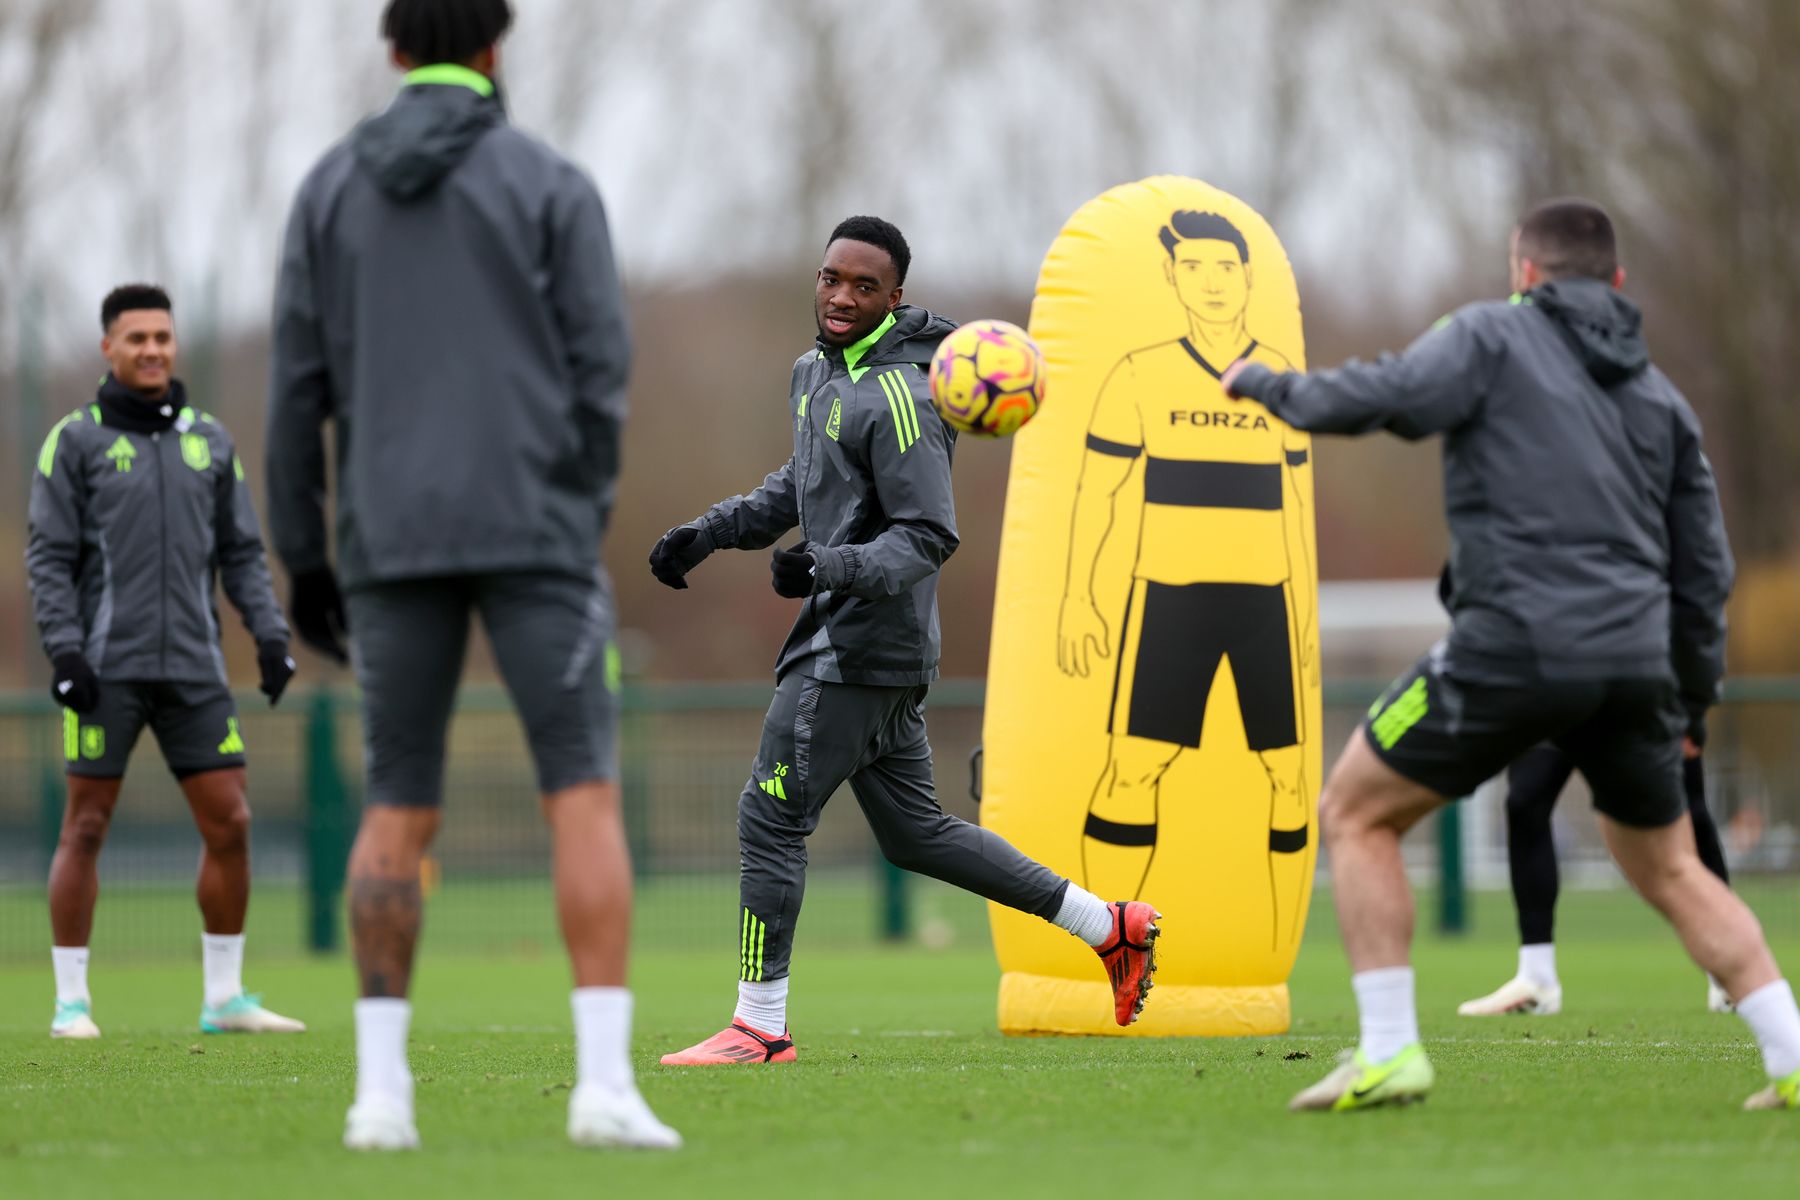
[1437, 802, 1467, 934]
[303, 688, 352, 953]
[877, 855, 910, 942]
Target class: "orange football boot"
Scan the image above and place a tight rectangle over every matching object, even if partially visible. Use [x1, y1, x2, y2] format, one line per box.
[660, 1021, 797, 1066]
[1096, 900, 1162, 1025]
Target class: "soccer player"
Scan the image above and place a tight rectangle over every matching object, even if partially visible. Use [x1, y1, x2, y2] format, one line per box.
[267, 0, 676, 1151]
[1058, 210, 1314, 953]
[27, 284, 303, 1040]
[1221, 198, 1800, 1112]
[1458, 738, 1735, 1017]
[650, 216, 1160, 1066]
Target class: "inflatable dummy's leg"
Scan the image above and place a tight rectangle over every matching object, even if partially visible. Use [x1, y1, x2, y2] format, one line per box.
[1081, 735, 1184, 900]
[1261, 744, 1311, 953]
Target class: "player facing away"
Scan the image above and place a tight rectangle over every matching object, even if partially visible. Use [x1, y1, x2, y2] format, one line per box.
[27, 285, 303, 1040]
[650, 217, 1160, 1065]
[1222, 199, 1800, 1113]
[1459, 738, 1736, 1017]
[267, 0, 676, 1151]
[1057, 210, 1315, 952]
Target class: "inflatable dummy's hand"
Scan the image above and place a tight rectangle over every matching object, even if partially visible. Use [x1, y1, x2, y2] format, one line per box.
[1056, 596, 1111, 678]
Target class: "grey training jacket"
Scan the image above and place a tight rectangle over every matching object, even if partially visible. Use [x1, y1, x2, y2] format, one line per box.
[1232, 278, 1734, 721]
[267, 74, 629, 589]
[27, 378, 289, 683]
[703, 305, 960, 685]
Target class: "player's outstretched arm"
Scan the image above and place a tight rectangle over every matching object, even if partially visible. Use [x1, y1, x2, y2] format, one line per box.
[649, 459, 801, 590]
[1665, 394, 1735, 736]
[1224, 314, 1495, 440]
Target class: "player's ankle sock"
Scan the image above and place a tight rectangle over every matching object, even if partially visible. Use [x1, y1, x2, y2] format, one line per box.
[572, 987, 634, 1094]
[353, 999, 413, 1106]
[734, 977, 789, 1034]
[1051, 882, 1116, 948]
[51, 946, 90, 1004]
[1736, 979, 1800, 1079]
[1352, 966, 1419, 1063]
[201, 933, 245, 1007]
[1518, 943, 1558, 989]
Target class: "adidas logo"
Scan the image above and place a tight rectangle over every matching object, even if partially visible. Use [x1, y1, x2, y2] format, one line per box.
[758, 761, 791, 800]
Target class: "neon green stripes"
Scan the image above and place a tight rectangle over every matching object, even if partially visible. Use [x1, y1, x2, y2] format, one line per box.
[879, 370, 922, 454]
[233, 454, 245, 482]
[37, 410, 89, 477]
[403, 64, 496, 97]
[740, 909, 768, 981]
[758, 774, 787, 801]
[63, 709, 78, 761]
[1369, 677, 1429, 750]
[218, 718, 245, 755]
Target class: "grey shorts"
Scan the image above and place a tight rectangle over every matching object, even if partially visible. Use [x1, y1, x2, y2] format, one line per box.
[347, 570, 619, 807]
[63, 681, 245, 780]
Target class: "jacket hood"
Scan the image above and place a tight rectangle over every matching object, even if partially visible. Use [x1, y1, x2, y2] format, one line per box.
[868, 305, 959, 366]
[1529, 278, 1648, 387]
[351, 83, 503, 202]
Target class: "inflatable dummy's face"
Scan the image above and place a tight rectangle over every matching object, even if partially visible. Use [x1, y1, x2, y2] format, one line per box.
[1166, 238, 1251, 328]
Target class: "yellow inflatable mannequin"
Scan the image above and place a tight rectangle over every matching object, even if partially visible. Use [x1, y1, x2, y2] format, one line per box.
[984, 177, 1319, 1036]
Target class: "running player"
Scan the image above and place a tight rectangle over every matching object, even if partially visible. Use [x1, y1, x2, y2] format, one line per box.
[267, 0, 676, 1151]
[27, 284, 303, 1040]
[650, 216, 1160, 1066]
[1222, 198, 1800, 1113]
[1458, 737, 1736, 1016]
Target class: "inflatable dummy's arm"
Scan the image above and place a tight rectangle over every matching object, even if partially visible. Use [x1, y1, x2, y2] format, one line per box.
[1058, 360, 1140, 678]
[1280, 428, 1317, 687]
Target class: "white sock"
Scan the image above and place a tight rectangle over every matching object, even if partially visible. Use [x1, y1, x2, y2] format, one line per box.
[353, 999, 414, 1107]
[733, 978, 790, 1035]
[1352, 967, 1419, 1064]
[52, 946, 90, 1004]
[1737, 979, 1800, 1080]
[1052, 883, 1116, 948]
[202, 933, 245, 1007]
[1518, 943, 1558, 989]
[572, 987, 635, 1095]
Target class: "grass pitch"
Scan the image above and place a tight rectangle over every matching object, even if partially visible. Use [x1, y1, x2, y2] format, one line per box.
[3, 884, 1797, 1199]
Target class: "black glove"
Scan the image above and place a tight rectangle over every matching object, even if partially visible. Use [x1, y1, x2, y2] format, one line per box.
[258, 640, 297, 707]
[290, 568, 350, 664]
[771, 543, 819, 598]
[649, 522, 715, 590]
[50, 651, 99, 714]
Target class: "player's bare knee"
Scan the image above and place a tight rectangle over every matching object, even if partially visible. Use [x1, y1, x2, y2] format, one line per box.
[61, 806, 112, 857]
[203, 803, 251, 856]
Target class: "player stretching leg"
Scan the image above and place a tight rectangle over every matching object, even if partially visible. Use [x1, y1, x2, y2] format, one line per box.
[269, 0, 676, 1150]
[652, 217, 1159, 1065]
[1223, 199, 1800, 1113]
[1459, 737, 1736, 1017]
[27, 285, 303, 1040]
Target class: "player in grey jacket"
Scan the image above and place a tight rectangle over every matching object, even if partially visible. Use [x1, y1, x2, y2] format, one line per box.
[652, 216, 1162, 1067]
[1224, 199, 1800, 1114]
[26, 284, 301, 1042]
[265, 0, 673, 1153]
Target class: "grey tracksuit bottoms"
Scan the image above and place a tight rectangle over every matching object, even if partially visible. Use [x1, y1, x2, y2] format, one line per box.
[736, 672, 1068, 982]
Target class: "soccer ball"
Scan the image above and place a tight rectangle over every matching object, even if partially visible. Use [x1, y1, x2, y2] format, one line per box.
[927, 319, 1046, 437]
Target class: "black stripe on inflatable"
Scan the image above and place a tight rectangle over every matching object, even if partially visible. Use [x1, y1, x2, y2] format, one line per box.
[1086, 434, 1143, 459]
[1085, 814, 1158, 847]
[1269, 826, 1309, 854]
[1285, 448, 1309, 467]
[1143, 457, 1283, 509]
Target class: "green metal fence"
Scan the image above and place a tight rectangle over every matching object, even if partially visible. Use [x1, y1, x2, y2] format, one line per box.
[2, 678, 1797, 963]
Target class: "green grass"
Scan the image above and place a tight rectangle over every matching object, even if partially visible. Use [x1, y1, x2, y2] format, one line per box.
[3, 885, 1798, 1199]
